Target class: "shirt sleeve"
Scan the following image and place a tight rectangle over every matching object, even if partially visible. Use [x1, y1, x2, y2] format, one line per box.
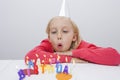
[72, 41, 120, 66]
[24, 39, 72, 64]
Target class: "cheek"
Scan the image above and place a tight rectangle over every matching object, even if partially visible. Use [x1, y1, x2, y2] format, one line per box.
[49, 35, 56, 44]
[63, 37, 73, 45]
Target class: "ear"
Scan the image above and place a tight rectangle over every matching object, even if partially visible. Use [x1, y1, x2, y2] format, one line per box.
[72, 34, 77, 41]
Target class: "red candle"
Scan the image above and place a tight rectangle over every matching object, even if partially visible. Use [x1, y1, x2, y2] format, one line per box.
[34, 65, 38, 74]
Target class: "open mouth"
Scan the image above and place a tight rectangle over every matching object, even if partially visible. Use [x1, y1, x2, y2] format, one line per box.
[57, 43, 63, 48]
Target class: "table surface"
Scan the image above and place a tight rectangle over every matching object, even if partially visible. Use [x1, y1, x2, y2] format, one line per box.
[0, 60, 120, 80]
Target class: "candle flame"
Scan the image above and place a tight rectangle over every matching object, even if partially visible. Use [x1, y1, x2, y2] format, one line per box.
[49, 58, 51, 62]
[50, 55, 53, 57]
[65, 57, 68, 62]
[57, 55, 60, 60]
[43, 55, 46, 57]
[42, 60, 44, 63]
[26, 56, 29, 59]
[35, 54, 39, 58]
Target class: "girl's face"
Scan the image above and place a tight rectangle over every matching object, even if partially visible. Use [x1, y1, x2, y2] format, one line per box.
[48, 18, 76, 52]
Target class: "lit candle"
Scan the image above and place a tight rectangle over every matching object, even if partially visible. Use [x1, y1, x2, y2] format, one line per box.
[18, 69, 25, 80]
[57, 55, 60, 62]
[65, 57, 68, 63]
[50, 55, 55, 64]
[34, 65, 38, 74]
[26, 56, 29, 65]
[43, 55, 47, 64]
[41, 60, 45, 74]
[27, 69, 30, 77]
[28, 60, 34, 68]
[36, 58, 41, 69]
[27, 60, 34, 77]
[35, 53, 41, 70]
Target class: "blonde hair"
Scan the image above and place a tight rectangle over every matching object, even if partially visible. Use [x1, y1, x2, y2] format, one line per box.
[46, 16, 81, 49]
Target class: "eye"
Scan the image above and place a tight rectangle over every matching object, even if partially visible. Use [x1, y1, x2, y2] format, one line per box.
[51, 31, 57, 34]
[63, 30, 68, 33]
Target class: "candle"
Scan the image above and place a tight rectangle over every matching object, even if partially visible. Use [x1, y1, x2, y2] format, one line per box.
[26, 56, 29, 64]
[27, 69, 30, 77]
[57, 55, 60, 62]
[43, 55, 47, 64]
[36, 58, 41, 69]
[41, 60, 45, 74]
[18, 69, 25, 80]
[50, 55, 55, 64]
[28, 60, 34, 68]
[51, 58, 56, 63]
[65, 57, 68, 63]
[27, 60, 34, 77]
[34, 65, 38, 74]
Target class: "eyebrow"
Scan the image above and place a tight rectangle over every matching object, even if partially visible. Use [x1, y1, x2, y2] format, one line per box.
[50, 27, 57, 31]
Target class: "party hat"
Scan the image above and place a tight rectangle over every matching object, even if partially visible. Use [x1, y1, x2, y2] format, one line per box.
[59, 0, 70, 17]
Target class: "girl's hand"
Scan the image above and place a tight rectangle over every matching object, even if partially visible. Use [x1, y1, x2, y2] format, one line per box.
[71, 57, 88, 63]
[55, 51, 72, 56]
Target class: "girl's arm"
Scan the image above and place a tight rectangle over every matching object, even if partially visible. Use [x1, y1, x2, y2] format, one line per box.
[24, 39, 72, 64]
[56, 41, 120, 66]
[72, 47, 120, 66]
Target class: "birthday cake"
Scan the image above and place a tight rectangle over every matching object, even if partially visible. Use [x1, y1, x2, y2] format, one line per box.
[17, 59, 73, 80]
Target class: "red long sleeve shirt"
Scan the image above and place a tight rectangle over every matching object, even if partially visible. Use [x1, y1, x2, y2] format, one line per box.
[25, 39, 120, 66]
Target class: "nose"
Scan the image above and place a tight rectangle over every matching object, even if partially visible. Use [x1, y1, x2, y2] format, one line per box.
[57, 32, 62, 40]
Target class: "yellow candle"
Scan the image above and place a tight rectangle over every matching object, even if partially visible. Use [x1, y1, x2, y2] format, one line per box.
[41, 60, 45, 74]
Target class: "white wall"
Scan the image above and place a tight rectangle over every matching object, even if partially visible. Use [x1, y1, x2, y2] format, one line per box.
[0, 0, 120, 59]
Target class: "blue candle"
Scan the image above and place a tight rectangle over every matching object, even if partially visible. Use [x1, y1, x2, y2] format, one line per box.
[28, 60, 34, 68]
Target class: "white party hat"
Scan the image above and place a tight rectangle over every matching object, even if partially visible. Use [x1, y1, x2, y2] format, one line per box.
[59, 0, 70, 17]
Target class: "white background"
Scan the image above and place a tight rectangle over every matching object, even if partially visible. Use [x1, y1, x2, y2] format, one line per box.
[0, 0, 120, 59]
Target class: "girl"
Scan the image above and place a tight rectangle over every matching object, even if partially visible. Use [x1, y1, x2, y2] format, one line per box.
[25, 16, 120, 66]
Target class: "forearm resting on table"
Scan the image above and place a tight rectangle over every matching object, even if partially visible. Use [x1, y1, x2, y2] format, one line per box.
[71, 57, 88, 63]
[55, 51, 88, 63]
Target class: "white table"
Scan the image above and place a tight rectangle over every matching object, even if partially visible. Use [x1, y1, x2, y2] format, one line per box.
[0, 60, 120, 80]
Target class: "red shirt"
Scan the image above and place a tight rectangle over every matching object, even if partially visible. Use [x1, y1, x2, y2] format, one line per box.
[25, 39, 120, 66]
